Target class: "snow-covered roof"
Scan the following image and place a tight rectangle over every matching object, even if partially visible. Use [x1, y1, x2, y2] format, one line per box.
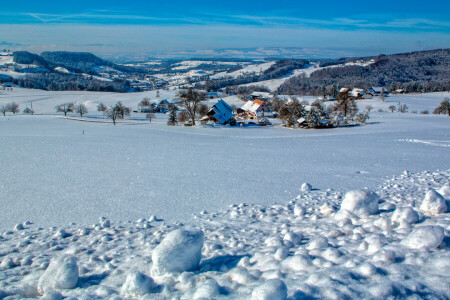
[241, 99, 263, 113]
[250, 91, 271, 98]
[209, 99, 234, 124]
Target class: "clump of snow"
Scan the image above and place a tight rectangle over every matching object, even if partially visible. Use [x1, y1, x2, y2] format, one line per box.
[37, 255, 79, 294]
[251, 279, 287, 300]
[14, 223, 24, 231]
[339, 190, 379, 217]
[0, 256, 17, 269]
[192, 279, 220, 299]
[120, 271, 155, 298]
[420, 190, 447, 215]
[403, 225, 445, 249]
[438, 184, 450, 199]
[41, 290, 63, 300]
[301, 182, 312, 192]
[151, 228, 204, 276]
[391, 206, 420, 226]
[293, 205, 305, 217]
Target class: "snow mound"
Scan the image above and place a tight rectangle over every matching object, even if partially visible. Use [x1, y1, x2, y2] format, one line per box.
[251, 279, 287, 300]
[403, 225, 445, 249]
[339, 190, 379, 217]
[420, 190, 447, 215]
[121, 271, 155, 298]
[151, 228, 204, 276]
[37, 255, 79, 294]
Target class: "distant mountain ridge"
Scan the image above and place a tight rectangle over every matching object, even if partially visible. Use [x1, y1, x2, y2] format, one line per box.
[13, 51, 131, 74]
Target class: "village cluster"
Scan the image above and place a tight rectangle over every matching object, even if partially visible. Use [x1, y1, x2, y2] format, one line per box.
[134, 88, 389, 129]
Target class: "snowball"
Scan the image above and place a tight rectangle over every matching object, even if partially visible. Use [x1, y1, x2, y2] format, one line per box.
[192, 280, 220, 300]
[301, 183, 312, 192]
[293, 205, 306, 217]
[420, 190, 447, 214]
[265, 237, 283, 247]
[120, 271, 155, 298]
[41, 290, 63, 300]
[37, 255, 79, 294]
[438, 184, 450, 198]
[0, 256, 16, 269]
[281, 255, 312, 272]
[340, 190, 379, 216]
[251, 279, 287, 300]
[403, 225, 444, 249]
[320, 203, 334, 216]
[391, 207, 419, 226]
[283, 232, 302, 246]
[151, 229, 204, 276]
[228, 267, 257, 285]
[306, 237, 329, 250]
[274, 247, 289, 261]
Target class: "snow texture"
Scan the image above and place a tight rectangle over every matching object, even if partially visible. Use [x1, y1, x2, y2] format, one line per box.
[0, 169, 449, 299]
[151, 229, 204, 276]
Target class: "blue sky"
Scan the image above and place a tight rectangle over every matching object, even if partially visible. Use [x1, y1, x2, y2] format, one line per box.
[1, 0, 449, 58]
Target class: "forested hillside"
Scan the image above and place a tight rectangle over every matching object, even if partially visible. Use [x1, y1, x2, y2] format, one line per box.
[277, 49, 450, 95]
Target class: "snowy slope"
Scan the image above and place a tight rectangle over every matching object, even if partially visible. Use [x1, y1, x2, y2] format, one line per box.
[211, 61, 276, 79]
[0, 91, 449, 231]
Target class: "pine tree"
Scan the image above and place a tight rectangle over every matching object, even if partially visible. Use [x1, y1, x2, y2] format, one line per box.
[167, 106, 178, 126]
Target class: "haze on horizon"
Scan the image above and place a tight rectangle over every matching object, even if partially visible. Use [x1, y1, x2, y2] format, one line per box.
[1, 0, 449, 59]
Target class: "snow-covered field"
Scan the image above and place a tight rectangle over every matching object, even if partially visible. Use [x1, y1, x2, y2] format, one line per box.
[0, 89, 449, 299]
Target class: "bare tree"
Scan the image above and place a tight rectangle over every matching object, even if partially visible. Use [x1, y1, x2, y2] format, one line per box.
[178, 89, 206, 126]
[7, 102, 19, 114]
[97, 102, 107, 112]
[114, 101, 129, 119]
[178, 110, 190, 123]
[75, 103, 88, 117]
[105, 106, 119, 125]
[55, 102, 75, 116]
[140, 98, 151, 106]
[146, 112, 155, 122]
[388, 105, 396, 112]
[198, 103, 209, 117]
[0, 105, 8, 116]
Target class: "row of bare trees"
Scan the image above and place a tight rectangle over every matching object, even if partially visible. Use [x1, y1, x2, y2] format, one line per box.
[55, 102, 88, 117]
[0, 102, 19, 116]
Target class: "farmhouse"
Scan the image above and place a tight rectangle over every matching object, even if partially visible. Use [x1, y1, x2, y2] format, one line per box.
[250, 91, 271, 100]
[371, 87, 389, 96]
[201, 99, 234, 125]
[237, 99, 265, 120]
